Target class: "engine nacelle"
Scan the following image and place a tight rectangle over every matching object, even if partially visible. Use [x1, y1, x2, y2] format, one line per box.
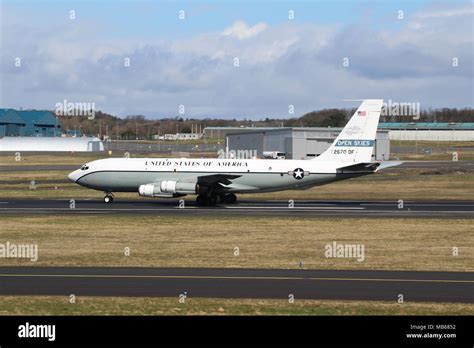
[160, 180, 197, 194]
[138, 181, 197, 197]
[138, 183, 162, 197]
[159, 180, 177, 194]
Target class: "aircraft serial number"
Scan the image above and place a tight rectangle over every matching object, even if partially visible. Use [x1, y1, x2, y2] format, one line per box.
[332, 149, 355, 155]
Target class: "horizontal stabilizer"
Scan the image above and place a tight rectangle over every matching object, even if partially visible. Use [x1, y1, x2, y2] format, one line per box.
[374, 161, 403, 172]
[337, 161, 403, 173]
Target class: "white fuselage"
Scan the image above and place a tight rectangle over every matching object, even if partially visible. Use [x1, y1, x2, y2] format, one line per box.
[68, 157, 366, 194]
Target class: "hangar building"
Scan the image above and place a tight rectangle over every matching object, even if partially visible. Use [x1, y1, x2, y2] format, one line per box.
[379, 123, 474, 141]
[225, 127, 390, 160]
[0, 109, 60, 137]
[0, 136, 104, 152]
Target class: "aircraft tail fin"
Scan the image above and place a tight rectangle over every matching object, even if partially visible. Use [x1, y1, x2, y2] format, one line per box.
[313, 99, 384, 163]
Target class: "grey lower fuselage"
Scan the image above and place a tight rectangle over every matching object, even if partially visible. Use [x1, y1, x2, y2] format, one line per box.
[74, 169, 366, 194]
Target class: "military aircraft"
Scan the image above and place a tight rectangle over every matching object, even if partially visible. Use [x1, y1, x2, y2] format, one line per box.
[68, 99, 401, 205]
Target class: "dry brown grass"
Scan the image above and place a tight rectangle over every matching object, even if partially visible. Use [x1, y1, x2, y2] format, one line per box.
[394, 152, 474, 161]
[0, 154, 104, 166]
[0, 295, 472, 315]
[0, 152, 182, 166]
[0, 216, 471, 271]
[0, 171, 69, 181]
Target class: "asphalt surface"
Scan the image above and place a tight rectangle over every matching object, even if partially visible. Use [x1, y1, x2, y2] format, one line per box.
[0, 267, 472, 303]
[392, 160, 474, 171]
[0, 198, 472, 217]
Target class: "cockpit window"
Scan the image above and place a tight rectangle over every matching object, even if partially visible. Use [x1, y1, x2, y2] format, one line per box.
[81, 164, 89, 171]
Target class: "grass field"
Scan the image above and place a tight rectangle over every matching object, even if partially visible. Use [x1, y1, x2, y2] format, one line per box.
[0, 153, 161, 166]
[0, 216, 471, 271]
[391, 140, 474, 160]
[393, 153, 474, 161]
[0, 296, 472, 315]
[0, 153, 103, 166]
[392, 140, 474, 148]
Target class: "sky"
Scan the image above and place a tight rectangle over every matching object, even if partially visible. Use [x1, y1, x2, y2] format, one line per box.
[0, 0, 473, 119]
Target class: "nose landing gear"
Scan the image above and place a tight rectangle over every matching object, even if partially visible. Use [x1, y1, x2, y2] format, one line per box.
[104, 193, 114, 203]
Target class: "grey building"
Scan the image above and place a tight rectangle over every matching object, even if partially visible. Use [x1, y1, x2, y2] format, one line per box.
[226, 127, 390, 160]
[204, 126, 284, 139]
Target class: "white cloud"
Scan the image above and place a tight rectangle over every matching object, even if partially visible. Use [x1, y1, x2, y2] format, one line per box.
[221, 20, 268, 40]
[414, 5, 474, 19]
[0, 5, 472, 118]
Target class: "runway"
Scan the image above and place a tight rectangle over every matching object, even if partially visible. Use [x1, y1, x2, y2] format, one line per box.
[0, 198, 472, 217]
[0, 267, 472, 303]
[397, 160, 474, 170]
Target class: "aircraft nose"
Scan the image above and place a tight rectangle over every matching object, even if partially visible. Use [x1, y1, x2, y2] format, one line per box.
[68, 170, 81, 183]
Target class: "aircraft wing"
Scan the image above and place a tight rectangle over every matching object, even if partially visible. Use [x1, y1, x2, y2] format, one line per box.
[197, 174, 242, 186]
[197, 174, 258, 192]
[375, 161, 403, 171]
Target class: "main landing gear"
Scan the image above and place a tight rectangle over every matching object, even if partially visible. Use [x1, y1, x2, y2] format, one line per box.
[196, 193, 237, 206]
[222, 193, 237, 204]
[104, 192, 114, 203]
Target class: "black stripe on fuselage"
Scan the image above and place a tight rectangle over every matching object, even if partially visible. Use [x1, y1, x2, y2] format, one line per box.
[74, 170, 373, 182]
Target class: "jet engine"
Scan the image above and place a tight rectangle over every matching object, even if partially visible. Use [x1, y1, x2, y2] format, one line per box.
[138, 181, 197, 197]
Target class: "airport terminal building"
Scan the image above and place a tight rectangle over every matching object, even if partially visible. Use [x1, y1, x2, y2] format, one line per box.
[223, 127, 390, 160]
[0, 109, 60, 137]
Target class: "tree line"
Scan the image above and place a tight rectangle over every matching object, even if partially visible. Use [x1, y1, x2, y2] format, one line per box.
[57, 107, 473, 140]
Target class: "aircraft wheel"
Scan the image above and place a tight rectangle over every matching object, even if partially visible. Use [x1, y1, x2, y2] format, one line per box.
[104, 194, 114, 203]
[208, 195, 218, 206]
[218, 194, 226, 204]
[224, 193, 237, 204]
[196, 195, 207, 206]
